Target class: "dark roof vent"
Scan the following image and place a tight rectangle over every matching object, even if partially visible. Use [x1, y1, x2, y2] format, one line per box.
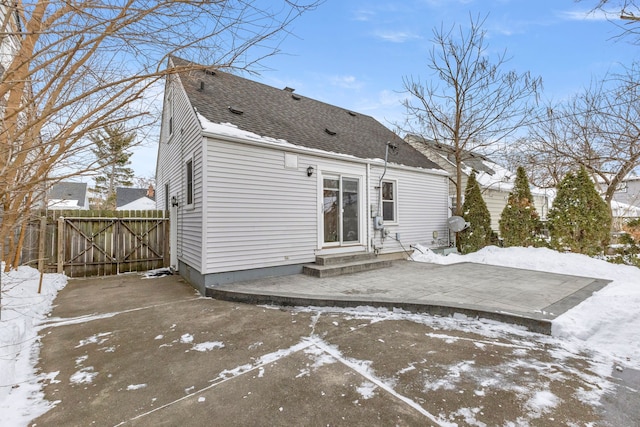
[324, 128, 337, 136]
[283, 86, 295, 92]
[291, 94, 301, 100]
[228, 106, 244, 115]
[198, 81, 204, 91]
[205, 69, 216, 76]
[347, 111, 357, 117]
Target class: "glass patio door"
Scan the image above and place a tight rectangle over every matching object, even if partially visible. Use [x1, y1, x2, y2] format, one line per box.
[323, 176, 359, 246]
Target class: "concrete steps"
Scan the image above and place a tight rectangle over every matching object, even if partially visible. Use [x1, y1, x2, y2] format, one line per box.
[303, 252, 392, 278]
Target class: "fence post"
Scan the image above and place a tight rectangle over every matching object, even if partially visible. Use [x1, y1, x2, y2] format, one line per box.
[57, 216, 64, 274]
[115, 218, 120, 275]
[38, 216, 47, 271]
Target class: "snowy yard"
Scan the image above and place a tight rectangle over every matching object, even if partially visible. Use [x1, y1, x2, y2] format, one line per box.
[0, 246, 639, 425]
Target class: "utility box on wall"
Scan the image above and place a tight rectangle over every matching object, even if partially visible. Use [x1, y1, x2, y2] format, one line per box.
[373, 216, 384, 230]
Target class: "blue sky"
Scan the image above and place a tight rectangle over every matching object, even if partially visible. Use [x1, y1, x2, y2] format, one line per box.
[133, 0, 633, 179]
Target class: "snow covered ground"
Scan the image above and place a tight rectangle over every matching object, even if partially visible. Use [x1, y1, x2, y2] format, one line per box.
[0, 246, 639, 425]
[0, 265, 67, 426]
[410, 245, 640, 369]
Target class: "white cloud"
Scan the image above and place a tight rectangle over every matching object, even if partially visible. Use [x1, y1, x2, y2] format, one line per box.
[351, 89, 407, 127]
[353, 8, 375, 22]
[329, 74, 364, 90]
[558, 9, 619, 22]
[373, 29, 421, 43]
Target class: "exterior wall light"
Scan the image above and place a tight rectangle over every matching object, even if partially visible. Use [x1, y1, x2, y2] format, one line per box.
[307, 166, 314, 177]
[171, 196, 179, 207]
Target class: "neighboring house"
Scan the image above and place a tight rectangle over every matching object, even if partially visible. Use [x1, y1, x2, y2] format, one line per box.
[0, 1, 20, 76]
[116, 186, 156, 210]
[47, 182, 89, 210]
[612, 200, 640, 219]
[156, 57, 450, 293]
[608, 173, 640, 218]
[596, 173, 640, 230]
[405, 135, 549, 234]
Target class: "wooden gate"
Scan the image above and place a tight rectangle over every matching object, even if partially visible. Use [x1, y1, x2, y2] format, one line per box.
[20, 210, 169, 277]
[58, 215, 169, 276]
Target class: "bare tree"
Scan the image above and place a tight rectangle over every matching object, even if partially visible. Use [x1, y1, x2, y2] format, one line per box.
[522, 63, 640, 213]
[503, 106, 578, 190]
[0, 0, 320, 269]
[586, 0, 640, 42]
[401, 14, 541, 215]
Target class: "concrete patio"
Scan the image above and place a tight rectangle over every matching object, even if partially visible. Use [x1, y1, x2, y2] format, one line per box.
[207, 260, 611, 334]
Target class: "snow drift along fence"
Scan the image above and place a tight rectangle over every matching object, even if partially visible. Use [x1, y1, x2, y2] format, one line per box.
[20, 210, 169, 277]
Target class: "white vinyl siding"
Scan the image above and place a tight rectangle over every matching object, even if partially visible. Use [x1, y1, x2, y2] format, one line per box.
[483, 188, 548, 234]
[370, 165, 450, 252]
[156, 73, 204, 271]
[202, 143, 450, 271]
[203, 140, 319, 273]
[185, 157, 194, 207]
[381, 180, 397, 223]
[483, 188, 507, 233]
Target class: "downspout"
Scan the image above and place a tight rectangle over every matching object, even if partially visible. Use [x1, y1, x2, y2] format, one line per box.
[374, 142, 397, 252]
[377, 142, 392, 218]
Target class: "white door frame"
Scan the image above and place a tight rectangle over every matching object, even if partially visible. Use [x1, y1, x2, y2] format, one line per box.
[320, 173, 362, 248]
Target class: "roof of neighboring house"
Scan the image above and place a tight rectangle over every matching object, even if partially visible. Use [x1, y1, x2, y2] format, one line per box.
[405, 134, 546, 195]
[48, 182, 88, 208]
[406, 134, 498, 173]
[117, 197, 157, 211]
[171, 57, 441, 171]
[612, 200, 640, 218]
[116, 187, 156, 208]
[595, 172, 640, 184]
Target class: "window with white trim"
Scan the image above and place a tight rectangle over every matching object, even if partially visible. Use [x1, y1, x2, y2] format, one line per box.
[186, 158, 194, 206]
[381, 180, 396, 222]
[167, 85, 174, 137]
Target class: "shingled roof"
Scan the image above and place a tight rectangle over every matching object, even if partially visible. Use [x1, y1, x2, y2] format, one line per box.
[405, 134, 498, 176]
[48, 182, 88, 207]
[171, 57, 441, 171]
[116, 187, 155, 208]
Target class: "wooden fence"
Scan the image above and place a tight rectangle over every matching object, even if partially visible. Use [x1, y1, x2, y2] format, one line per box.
[20, 210, 169, 277]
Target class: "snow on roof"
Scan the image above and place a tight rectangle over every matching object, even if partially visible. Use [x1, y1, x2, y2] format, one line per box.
[175, 56, 442, 172]
[48, 181, 88, 207]
[595, 171, 640, 184]
[116, 197, 157, 211]
[196, 114, 447, 175]
[197, 114, 291, 146]
[406, 136, 545, 195]
[47, 199, 83, 209]
[611, 200, 640, 218]
[462, 159, 546, 196]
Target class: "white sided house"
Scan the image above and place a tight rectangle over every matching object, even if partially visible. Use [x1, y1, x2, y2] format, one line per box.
[406, 135, 549, 235]
[156, 57, 450, 294]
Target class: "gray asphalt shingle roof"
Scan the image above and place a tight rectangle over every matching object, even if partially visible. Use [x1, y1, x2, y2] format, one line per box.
[48, 182, 87, 207]
[406, 134, 498, 176]
[172, 57, 441, 171]
[116, 187, 155, 208]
